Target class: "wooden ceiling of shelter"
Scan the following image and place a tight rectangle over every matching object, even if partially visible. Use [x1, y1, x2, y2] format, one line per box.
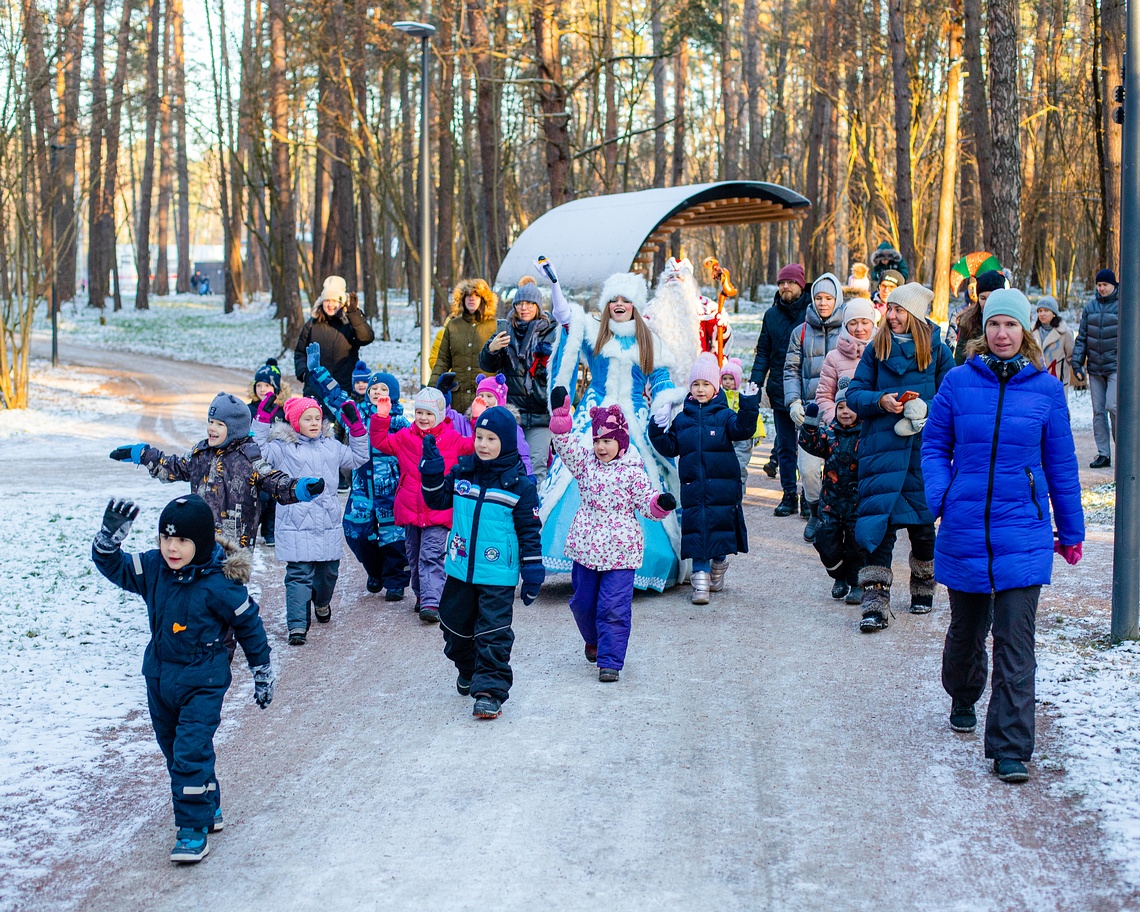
[631, 196, 807, 270]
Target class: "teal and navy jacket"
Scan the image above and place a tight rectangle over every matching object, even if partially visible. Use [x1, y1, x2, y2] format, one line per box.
[422, 454, 542, 587]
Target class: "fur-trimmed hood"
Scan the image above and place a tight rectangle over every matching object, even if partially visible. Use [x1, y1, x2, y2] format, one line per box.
[450, 278, 498, 322]
[216, 536, 252, 584]
[266, 419, 336, 444]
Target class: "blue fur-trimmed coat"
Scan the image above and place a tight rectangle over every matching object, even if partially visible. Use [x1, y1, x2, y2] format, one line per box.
[649, 390, 759, 560]
[922, 355, 1085, 593]
[845, 326, 954, 552]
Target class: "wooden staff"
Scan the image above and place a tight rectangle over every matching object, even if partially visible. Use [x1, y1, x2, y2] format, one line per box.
[702, 256, 737, 366]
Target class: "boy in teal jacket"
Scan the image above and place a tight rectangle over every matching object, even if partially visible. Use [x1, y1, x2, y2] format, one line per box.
[421, 406, 543, 719]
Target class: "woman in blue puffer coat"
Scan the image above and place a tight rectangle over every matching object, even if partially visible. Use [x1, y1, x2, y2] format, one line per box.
[922, 288, 1084, 784]
[845, 283, 954, 632]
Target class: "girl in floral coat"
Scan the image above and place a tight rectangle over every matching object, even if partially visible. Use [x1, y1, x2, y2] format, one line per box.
[548, 388, 675, 683]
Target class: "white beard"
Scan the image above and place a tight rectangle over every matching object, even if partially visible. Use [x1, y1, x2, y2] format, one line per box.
[644, 275, 703, 390]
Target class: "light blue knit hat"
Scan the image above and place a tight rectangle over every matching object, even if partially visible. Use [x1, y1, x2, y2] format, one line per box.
[983, 288, 1032, 331]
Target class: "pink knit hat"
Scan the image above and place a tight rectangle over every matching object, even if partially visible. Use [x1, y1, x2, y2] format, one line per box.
[283, 396, 322, 431]
[475, 372, 508, 407]
[590, 404, 630, 456]
[689, 351, 722, 391]
[720, 357, 744, 389]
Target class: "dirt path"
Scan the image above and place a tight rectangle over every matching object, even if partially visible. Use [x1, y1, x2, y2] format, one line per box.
[16, 344, 1136, 911]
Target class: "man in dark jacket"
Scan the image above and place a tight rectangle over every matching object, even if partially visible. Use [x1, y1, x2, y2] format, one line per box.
[750, 263, 811, 516]
[1072, 268, 1119, 468]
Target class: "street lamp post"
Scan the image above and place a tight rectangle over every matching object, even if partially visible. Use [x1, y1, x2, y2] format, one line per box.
[394, 20, 437, 386]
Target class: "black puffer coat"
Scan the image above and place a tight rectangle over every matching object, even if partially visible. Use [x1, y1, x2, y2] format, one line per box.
[1072, 289, 1119, 375]
[749, 288, 811, 409]
[478, 314, 557, 428]
[798, 419, 861, 523]
[649, 390, 759, 560]
[293, 305, 376, 398]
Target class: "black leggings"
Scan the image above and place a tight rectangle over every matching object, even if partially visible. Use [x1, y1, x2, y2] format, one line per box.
[866, 522, 935, 569]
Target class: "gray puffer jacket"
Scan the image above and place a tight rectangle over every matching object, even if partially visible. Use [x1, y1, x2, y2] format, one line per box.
[254, 420, 369, 562]
[783, 273, 846, 406]
[1072, 289, 1119, 375]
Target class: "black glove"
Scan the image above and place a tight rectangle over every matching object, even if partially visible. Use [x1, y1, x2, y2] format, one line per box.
[297, 477, 325, 501]
[420, 434, 445, 476]
[94, 499, 140, 553]
[436, 372, 459, 397]
[657, 493, 677, 512]
[341, 400, 361, 426]
[551, 386, 569, 410]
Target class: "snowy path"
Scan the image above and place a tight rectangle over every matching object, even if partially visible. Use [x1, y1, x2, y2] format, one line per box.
[6, 343, 1137, 911]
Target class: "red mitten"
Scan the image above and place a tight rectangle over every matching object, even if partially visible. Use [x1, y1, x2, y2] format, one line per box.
[1054, 541, 1083, 565]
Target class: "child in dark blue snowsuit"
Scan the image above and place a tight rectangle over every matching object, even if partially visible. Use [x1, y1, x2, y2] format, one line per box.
[649, 352, 760, 605]
[798, 379, 864, 603]
[421, 406, 543, 719]
[91, 495, 275, 864]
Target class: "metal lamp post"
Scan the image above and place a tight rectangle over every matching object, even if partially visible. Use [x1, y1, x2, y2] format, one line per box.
[393, 20, 436, 386]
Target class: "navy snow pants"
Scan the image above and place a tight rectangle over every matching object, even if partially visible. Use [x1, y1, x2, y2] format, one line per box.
[146, 671, 227, 829]
[570, 563, 635, 670]
[771, 406, 799, 495]
[438, 577, 515, 703]
[813, 516, 862, 585]
[346, 535, 410, 591]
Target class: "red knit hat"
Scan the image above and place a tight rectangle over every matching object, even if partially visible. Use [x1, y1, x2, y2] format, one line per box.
[777, 263, 806, 288]
[590, 404, 630, 456]
[283, 396, 322, 431]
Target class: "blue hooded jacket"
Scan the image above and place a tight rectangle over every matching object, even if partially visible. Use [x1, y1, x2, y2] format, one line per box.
[922, 355, 1085, 593]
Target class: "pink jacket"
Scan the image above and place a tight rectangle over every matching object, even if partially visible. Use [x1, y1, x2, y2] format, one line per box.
[552, 430, 668, 571]
[815, 329, 868, 424]
[370, 415, 474, 527]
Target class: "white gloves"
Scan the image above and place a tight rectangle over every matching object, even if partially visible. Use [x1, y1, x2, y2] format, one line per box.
[789, 400, 806, 427]
[739, 381, 759, 397]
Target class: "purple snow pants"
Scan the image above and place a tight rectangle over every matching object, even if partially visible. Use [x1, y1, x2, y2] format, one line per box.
[569, 563, 635, 670]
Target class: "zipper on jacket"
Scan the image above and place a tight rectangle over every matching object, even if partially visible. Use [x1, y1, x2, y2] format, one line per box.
[983, 380, 1008, 593]
[466, 483, 487, 585]
[1024, 467, 1044, 521]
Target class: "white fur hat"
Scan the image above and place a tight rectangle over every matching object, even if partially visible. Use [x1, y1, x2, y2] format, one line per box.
[598, 272, 647, 313]
[316, 275, 348, 308]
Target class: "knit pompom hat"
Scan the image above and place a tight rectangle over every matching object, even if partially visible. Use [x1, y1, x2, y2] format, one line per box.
[889, 283, 935, 323]
[351, 360, 371, 385]
[253, 358, 282, 392]
[834, 375, 851, 407]
[720, 357, 744, 389]
[315, 275, 347, 308]
[591, 404, 630, 456]
[689, 351, 722, 391]
[475, 372, 509, 406]
[513, 277, 543, 305]
[283, 396, 322, 431]
[413, 387, 446, 426]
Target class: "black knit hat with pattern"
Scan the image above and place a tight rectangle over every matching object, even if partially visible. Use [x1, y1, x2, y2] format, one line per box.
[158, 494, 217, 565]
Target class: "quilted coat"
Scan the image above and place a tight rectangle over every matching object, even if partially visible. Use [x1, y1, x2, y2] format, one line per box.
[648, 389, 760, 560]
[551, 430, 665, 571]
[782, 274, 846, 407]
[369, 414, 475, 528]
[845, 325, 955, 553]
[922, 355, 1085, 594]
[255, 421, 369, 562]
[1071, 289, 1119, 376]
[1034, 318, 1075, 388]
[749, 287, 810, 408]
[814, 328, 869, 424]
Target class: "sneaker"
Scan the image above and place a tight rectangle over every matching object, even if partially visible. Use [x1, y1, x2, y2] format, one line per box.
[584, 644, 598, 663]
[993, 758, 1029, 783]
[950, 701, 977, 732]
[456, 675, 472, 696]
[598, 668, 620, 682]
[314, 604, 331, 623]
[472, 693, 502, 719]
[287, 630, 307, 646]
[709, 557, 730, 592]
[859, 610, 888, 633]
[366, 577, 382, 593]
[384, 588, 405, 602]
[845, 584, 864, 605]
[1090, 454, 1112, 469]
[170, 827, 209, 863]
[419, 606, 440, 623]
[773, 491, 798, 517]
[831, 579, 850, 600]
[208, 807, 224, 833]
[762, 457, 777, 478]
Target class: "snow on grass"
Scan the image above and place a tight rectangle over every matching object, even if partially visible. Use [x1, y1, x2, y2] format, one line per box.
[1038, 614, 1140, 887]
[1082, 482, 1116, 525]
[0, 359, 135, 441]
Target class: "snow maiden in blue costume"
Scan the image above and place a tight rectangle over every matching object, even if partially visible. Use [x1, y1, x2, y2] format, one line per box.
[540, 265, 686, 591]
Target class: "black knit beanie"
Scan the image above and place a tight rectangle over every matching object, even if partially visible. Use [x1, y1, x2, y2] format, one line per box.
[158, 494, 217, 565]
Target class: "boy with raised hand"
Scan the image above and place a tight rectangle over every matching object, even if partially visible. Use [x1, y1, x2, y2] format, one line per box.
[91, 495, 275, 863]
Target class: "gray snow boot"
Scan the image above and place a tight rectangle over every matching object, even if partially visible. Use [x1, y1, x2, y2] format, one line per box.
[804, 501, 820, 542]
[858, 565, 893, 633]
[709, 558, 730, 592]
[691, 571, 711, 605]
[909, 556, 935, 614]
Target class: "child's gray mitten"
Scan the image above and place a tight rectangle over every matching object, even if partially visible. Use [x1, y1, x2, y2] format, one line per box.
[251, 663, 275, 708]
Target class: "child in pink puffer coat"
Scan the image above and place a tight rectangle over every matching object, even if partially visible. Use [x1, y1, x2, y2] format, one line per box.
[548, 387, 675, 683]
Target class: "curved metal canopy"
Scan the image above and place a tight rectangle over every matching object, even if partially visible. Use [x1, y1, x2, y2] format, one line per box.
[495, 180, 810, 292]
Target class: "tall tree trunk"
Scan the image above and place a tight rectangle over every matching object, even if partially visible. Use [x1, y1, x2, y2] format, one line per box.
[135, 0, 162, 310]
[87, 0, 108, 306]
[651, 0, 667, 273]
[154, 0, 174, 296]
[601, 0, 618, 188]
[801, 8, 831, 274]
[220, 0, 244, 306]
[887, 0, 917, 269]
[268, 0, 302, 341]
[351, 0, 376, 316]
[23, 0, 55, 303]
[720, 0, 738, 180]
[171, 0, 191, 292]
[380, 65, 392, 339]
[54, 0, 83, 302]
[313, 72, 330, 279]
[467, 0, 506, 278]
[325, 0, 356, 290]
[1101, 0, 1124, 267]
[533, 0, 573, 206]
[933, 0, 963, 321]
[434, 0, 456, 318]
[987, 0, 1023, 278]
[768, 0, 790, 277]
[671, 41, 688, 258]
[207, 0, 239, 311]
[962, 0, 993, 252]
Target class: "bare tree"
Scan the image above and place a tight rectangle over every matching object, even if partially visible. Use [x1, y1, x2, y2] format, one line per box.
[134, 0, 162, 310]
[887, 0, 916, 270]
[171, 0, 191, 291]
[268, 0, 302, 342]
[154, 0, 174, 296]
[533, 0, 573, 206]
[933, 0, 963, 320]
[986, 0, 1023, 276]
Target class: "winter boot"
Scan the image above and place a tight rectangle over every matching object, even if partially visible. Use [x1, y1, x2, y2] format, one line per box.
[858, 566, 893, 633]
[804, 502, 820, 542]
[691, 571, 711, 605]
[472, 693, 502, 719]
[774, 491, 798, 517]
[845, 583, 863, 605]
[598, 668, 620, 682]
[288, 629, 307, 646]
[170, 827, 209, 863]
[584, 644, 598, 663]
[419, 605, 440, 624]
[366, 577, 382, 593]
[314, 604, 332, 623]
[831, 579, 850, 600]
[208, 806, 224, 833]
[762, 456, 778, 478]
[709, 557, 730, 592]
[993, 758, 1030, 783]
[908, 556, 935, 614]
[385, 588, 405, 602]
[456, 675, 472, 696]
[800, 492, 810, 518]
[950, 701, 977, 732]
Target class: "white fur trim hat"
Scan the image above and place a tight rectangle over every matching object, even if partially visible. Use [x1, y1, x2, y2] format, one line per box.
[316, 275, 348, 308]
[890, 282, 934, 323]
[598, 272, 647, 313]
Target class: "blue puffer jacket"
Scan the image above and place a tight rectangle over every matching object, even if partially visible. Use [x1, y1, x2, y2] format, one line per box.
[922, 356, 1085, 593]
[845, 325, 954, 552]
[648, 389, 760, 560]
